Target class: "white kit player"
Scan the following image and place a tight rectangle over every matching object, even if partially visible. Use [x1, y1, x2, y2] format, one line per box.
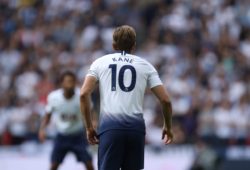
[80, 25, 173, 170]
[39, 71, 94, 170]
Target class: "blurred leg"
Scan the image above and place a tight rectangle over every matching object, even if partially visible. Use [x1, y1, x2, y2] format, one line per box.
[50, 162, 60, 170]
[70, 133, 94, 170]
[84, 161, 94, 170]
[50, 135, 68, 170]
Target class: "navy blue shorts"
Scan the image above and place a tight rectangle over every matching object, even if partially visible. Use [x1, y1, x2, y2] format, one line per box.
[98, 130, 145, 170]
[51, 131, 92, 164]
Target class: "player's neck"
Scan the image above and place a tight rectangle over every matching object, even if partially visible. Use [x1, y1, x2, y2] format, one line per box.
[63, 90, 75, 99]
[119, 50, 132, 56]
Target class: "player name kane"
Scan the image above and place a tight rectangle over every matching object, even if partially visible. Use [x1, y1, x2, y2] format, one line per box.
[112, 57, 133, 63]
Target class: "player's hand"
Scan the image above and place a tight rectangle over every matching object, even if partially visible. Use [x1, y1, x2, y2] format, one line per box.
[39, 129, 46, 143]
[162, 128, 173, 145]
[86, 127, 99, 145]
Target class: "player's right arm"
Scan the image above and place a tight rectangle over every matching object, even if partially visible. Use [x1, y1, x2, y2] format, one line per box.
[39, 93, 54, 143]
[39, 112, 52, 143]
[80, 59, 100, 145]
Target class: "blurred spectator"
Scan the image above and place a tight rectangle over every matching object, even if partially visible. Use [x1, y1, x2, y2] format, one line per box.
[213, 99, 234, 145]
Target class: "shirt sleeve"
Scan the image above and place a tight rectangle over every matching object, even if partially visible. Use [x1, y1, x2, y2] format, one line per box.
[86, 59, 100, 80]
[45, 93, 54, 113]
[147, 63, 163, 88]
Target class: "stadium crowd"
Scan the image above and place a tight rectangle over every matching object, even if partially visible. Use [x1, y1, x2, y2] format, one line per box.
[0, 0, 250, 148]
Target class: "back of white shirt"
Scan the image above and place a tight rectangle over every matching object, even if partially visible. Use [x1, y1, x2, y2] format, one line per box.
[87, 53, 162, 134]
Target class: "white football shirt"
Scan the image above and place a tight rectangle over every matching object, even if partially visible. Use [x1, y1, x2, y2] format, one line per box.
[45, 88, 83, 135]
[87, 53, 162, 134]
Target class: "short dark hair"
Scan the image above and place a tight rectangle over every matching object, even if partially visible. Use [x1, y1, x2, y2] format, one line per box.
[60, 70, 76, 82]
[113, 25, 136, 52]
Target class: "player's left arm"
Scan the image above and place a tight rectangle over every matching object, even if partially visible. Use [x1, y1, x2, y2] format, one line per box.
[80, 76, 99, 145]
[146, 61, 173, 144]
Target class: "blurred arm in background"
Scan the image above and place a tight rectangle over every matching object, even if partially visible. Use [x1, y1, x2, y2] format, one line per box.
[38, 113, 52, 143]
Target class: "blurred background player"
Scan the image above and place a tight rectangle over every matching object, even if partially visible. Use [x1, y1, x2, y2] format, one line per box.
[80, 25, 173, 170]
[39, 71, 94, 170]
